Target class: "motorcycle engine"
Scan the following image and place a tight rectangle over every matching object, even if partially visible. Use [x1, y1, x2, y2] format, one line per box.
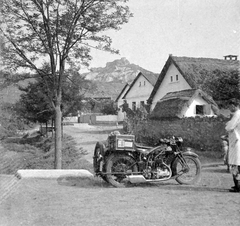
[143, 163, 171, 179]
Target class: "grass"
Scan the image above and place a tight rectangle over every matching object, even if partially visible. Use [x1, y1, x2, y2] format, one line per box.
[0, 133, 93, 174]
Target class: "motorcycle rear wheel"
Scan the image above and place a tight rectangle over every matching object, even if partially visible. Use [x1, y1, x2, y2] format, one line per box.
[106, 154, 138, 188]
[173, 156, 201, 185]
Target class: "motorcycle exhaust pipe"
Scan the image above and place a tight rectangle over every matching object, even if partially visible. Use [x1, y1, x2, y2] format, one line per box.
[127, 173, 172, 183]
[127, 175, 147, 183]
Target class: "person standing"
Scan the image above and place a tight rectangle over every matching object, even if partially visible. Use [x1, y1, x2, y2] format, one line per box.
[225, 99, 240, 192]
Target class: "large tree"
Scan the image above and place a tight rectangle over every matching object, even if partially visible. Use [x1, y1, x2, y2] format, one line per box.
[0, 0, 132, 168]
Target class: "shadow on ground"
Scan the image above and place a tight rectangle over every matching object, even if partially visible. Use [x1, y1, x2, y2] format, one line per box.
[56, 175, 230, 193]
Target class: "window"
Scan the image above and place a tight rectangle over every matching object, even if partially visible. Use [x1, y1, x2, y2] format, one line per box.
[132, 102, 136, 111]
[195, 104, 211, 115]
[170, 76, 173, 82]
[144, 81, 146, 86]
[196, 105, 204, 115]
[176, 74, 178, 81]
[139, 82, 141, 87]
[140, 101, 145, 107]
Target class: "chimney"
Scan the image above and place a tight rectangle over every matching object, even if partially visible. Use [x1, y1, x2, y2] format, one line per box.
[224, 55, 238, 60]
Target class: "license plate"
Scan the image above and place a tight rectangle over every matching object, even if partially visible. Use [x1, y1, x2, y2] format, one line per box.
[117, 139, 133, 148]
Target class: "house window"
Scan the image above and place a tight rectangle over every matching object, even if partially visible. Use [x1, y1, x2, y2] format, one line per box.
[196, 105, 204, 115]
[144, 81, 146, 86]
[139, 82, 141, 87]
[132, 102, 136, 111]
[176, 74, 178, 81]
[140, 101, 145, 107]
[170, 76, 173, 82]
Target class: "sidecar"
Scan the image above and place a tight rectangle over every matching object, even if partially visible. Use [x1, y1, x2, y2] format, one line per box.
[93, 131, 136, 178]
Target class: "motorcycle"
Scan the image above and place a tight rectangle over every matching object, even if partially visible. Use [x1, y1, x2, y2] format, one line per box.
[93, 131, 202, 188]
[220, 134, 229, 171]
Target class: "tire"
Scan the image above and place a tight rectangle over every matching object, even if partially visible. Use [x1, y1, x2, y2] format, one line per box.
[93, 142, 108, 182]
[106, 154, 138, 188]
[173, 155, 201, 185]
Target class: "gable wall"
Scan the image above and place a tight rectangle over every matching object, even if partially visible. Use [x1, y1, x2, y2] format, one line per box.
[125, 75, 154, 109]
[184, 96, 215, 117]
[151, 63, 191, 110]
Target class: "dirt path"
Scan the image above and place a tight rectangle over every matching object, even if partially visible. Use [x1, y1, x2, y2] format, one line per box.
[63, 123, 123, 163]
[1, 123, 240, 226]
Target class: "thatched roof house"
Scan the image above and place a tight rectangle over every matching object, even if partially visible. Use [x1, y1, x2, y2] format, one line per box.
[150, 89, 219, 119]
[148, 55, 239, 110]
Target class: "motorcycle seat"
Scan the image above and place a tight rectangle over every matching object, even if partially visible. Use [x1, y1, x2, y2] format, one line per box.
[136, 148, 151, 154]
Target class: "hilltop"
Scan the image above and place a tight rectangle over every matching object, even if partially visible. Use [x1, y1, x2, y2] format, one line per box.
[84, 57, 158, 83]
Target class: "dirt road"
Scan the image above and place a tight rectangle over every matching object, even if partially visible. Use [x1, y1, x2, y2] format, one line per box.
[1, 123, 240, 226]
[63, 123, 123, 163]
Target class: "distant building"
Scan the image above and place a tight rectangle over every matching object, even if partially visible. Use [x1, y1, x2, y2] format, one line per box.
[122, 72, 158, 111]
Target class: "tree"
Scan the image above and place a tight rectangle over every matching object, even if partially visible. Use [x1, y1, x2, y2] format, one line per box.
[16, 80, 54, 124]
[0, 0, 132, 168]
[16, 70, 93, 124]
[201, 69, 240, 108]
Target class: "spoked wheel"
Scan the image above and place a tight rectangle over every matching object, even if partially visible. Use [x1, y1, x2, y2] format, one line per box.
[106, 154, 138, 188]
[93, 142, 108, 182]
[173, 155, 201, 185]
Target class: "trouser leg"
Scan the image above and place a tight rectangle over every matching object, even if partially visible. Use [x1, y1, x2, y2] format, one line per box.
[232, 166, 240, 190]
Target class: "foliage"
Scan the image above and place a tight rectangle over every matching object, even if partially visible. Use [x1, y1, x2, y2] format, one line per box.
[61, 70, 95, 116]
[100, 100, 118, 115]
[14, 70, 94, 124]
[0, 102, 34, 139]
[16, 80, 54, 123]
[201, 69, 240, 108]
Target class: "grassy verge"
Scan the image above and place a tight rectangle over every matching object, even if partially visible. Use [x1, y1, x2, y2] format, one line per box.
[0, 133, 93, 174]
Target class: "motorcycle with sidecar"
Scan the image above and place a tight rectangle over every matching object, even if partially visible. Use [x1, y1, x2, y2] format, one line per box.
[93, 131, 202, 188]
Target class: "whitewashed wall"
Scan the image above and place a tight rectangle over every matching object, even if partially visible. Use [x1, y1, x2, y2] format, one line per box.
[151, 63, 191, 110]
[96, 115, 118, 122]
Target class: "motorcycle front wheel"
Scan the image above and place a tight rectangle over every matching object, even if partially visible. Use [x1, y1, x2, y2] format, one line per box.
[106, 154, 138, 188]
[173, 155, 201, 185]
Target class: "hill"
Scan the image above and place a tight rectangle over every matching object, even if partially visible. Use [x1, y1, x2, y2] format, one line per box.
[84, 57, 158, 83]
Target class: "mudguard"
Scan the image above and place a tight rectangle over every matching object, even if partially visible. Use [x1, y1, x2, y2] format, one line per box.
[182, 148, 199, 158]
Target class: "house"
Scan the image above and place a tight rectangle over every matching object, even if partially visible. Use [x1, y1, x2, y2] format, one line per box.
[148, 54, 239, 111]
[122, 72, 158, 110]
[150, 89, 219, 119]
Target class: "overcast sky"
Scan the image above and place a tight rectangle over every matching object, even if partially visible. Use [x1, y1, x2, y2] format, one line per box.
[88, 0, 240, 73]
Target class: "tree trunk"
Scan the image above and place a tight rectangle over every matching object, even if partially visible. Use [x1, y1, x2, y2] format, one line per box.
[54, 103, 62, 169]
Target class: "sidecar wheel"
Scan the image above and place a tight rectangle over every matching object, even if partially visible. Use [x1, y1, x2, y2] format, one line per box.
[93, 142, 108, 183]
[106, 154, 137, 188]
[173, 156, 201, 185]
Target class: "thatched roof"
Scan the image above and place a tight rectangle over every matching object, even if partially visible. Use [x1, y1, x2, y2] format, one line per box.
[148, 55, 240, 104]
[150, 89, 219, 119]
[123, 72, 158, 99]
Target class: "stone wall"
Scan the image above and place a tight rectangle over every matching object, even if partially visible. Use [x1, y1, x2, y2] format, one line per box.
[125, 116, 229, 152]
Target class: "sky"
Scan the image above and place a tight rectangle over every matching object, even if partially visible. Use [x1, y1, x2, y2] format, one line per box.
[88, 0, 240, 73]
